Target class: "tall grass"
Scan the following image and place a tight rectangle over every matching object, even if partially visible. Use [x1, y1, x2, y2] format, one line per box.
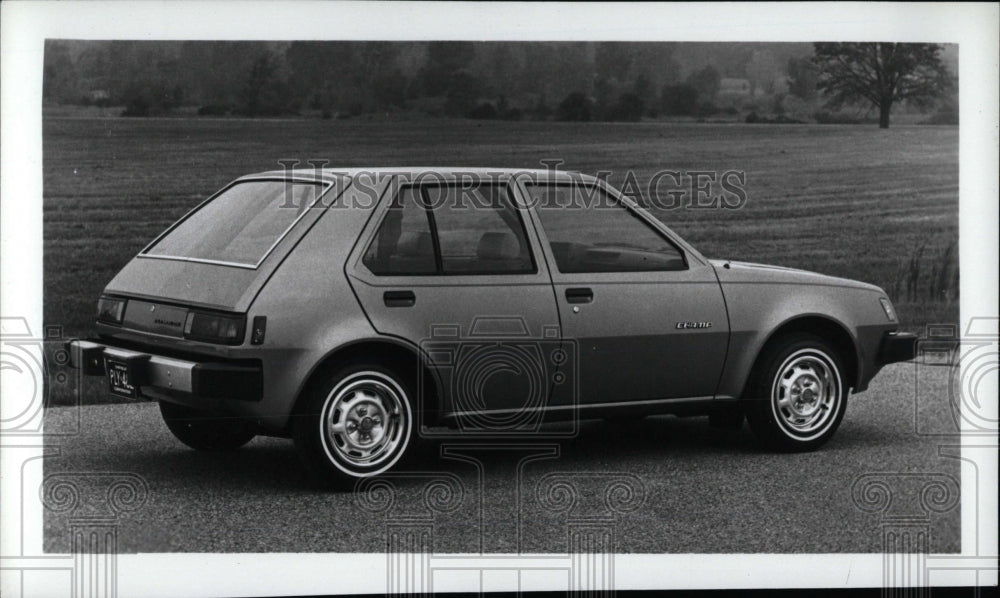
[892, 237, 959, 305]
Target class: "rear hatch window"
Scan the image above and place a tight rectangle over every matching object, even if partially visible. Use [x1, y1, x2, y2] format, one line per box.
[144, 179, 329, 268]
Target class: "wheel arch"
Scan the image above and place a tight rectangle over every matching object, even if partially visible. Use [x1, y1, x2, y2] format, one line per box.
[741, 314, 860, 400]
[287, 337, 444, 433]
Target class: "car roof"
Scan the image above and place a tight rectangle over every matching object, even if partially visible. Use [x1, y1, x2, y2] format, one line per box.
[239, 167, 602, 184]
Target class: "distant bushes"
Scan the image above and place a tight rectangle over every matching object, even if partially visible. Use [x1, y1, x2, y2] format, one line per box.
[467, 103, 499, 120]
[197, 103, 234, 116]
[466, 96, 524, 121]
[604, 93, 645, 122]
[120, 81, 184, 117]
[921, 105, 958, 125]
[659, 84, 700, 117]
[813, 110, 866, 125]
[745, 112, 805, 124]
[556, 92, 592, 122]
[552, 91, 645, 122]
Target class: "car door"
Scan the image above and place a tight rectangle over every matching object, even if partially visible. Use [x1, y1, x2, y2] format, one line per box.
[519, 179, 729, 406]
[347, 174, 568, 431]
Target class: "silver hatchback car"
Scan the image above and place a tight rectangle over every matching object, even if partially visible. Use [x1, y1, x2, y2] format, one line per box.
[68, 167, 916, 485]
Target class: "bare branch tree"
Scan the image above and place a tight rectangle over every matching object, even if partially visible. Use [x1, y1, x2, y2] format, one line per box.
[813, 43, 953, 128]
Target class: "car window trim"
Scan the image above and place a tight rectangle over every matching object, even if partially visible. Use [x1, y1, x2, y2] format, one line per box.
[524, 180, 689, 274]
[419, 187, 446, 273]
[362, 181, 539, 277]
[137, 176, 337, 270]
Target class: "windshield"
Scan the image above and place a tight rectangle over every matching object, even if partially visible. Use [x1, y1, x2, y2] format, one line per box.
[144, 180, 327, 267]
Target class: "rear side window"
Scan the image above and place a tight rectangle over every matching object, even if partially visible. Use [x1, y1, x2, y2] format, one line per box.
[145, 180, 326, 268]
[362, 183, 535, 276]
[525, 183, 686, 273]
[363, 187, 436, 275]
[424, 184, 535, 274]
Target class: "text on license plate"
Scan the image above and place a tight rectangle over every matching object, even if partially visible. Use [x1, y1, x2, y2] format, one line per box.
[106, 359, 137, 398]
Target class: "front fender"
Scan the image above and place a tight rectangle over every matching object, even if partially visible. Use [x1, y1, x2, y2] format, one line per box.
[714, 277, 892, 399]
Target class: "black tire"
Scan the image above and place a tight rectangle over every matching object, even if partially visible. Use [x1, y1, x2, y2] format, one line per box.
[159, 401, 257, 451]
[744, 333, 848, 452]
[292, 363, 414, 487]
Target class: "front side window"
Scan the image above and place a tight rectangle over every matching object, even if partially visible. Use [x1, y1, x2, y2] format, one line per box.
[525, 183, 686, 273]
[145, 180, 326, 267]
[363, 182, 535, 276]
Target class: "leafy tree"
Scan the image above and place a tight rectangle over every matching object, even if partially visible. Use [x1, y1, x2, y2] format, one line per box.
[661, 83, 699, 116]
[43, 41, 79, 103]
[813, 42, 952, 128]
[532, 94, 552, 120]
[605, 92, 645, 122]
[285, 42, 355, 113]
[420, 42, 477, 97]
[555, 91, 592, 122]
[685, 65, 721, 103]
[120, 82, 184, 117]
[444, 70, 482, 116]
[786, 56, 818, 100]
[241, 51, 293, 116]
[594, 42, 635, 84]
[746, 49, 779, 94]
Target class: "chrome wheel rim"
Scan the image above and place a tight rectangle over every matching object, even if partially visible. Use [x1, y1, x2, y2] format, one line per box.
[320, 372, 410, 475]
[770, 348, 842, 441]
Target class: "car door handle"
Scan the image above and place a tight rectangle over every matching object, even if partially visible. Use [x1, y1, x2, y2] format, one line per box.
[565, 287, 594, 304]
[383, 290, 416, 307]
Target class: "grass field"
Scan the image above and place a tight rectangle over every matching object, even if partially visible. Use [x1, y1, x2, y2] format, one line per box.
[43, 117, 958, 340]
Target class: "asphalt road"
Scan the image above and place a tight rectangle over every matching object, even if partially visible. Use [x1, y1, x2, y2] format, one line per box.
[42, 363, 961, 554]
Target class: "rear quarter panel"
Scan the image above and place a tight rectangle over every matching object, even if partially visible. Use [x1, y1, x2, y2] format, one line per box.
[240, 183, 380, 430]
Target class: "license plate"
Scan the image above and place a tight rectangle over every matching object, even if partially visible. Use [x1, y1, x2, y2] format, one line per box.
[106, 359, 137, 399]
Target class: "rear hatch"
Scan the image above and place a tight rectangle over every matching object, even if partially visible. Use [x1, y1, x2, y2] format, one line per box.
[104, 176, 346, 318]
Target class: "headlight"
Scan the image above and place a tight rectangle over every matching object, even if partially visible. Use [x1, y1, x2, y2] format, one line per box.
[183, 311, 246, 345]
[96, 296, 127, 324]
[879, 297, 897, 322]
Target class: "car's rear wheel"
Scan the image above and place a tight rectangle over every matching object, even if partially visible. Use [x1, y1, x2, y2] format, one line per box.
[292, 364, 413, 487]
[159, 401, 257, 451]
[744, 333, 848, 451]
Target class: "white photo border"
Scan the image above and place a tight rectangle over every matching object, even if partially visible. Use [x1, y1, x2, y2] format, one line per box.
[2, 1, 997, 595]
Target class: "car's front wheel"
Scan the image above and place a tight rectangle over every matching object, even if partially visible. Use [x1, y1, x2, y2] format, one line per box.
[744, 333, 848, 451]
[292, 364, 413, 487]
[159, 401, 257, 451]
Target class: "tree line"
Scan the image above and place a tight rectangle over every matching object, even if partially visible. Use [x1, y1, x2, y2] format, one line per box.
[44, 41, 955, 127]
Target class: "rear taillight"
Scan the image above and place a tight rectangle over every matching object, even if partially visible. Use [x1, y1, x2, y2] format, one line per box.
[183, 311, 246, 345]
[96, 296, 127, 325]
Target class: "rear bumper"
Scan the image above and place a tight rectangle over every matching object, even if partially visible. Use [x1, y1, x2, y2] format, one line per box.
[877, 331, 918, 366]
[66, 339, 262, 401]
